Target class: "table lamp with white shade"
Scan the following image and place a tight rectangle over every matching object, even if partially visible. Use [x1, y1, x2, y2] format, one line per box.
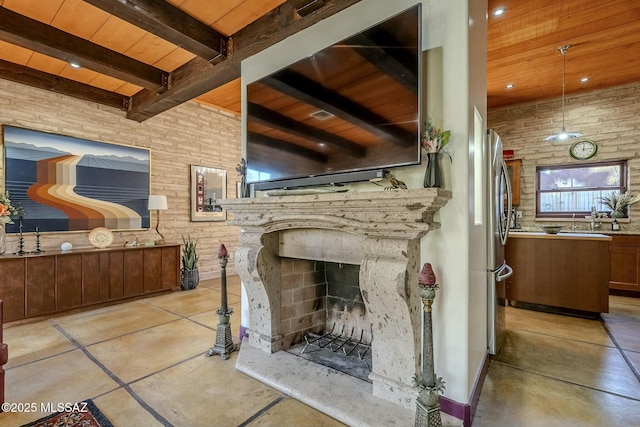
[148, 195, 168, 245]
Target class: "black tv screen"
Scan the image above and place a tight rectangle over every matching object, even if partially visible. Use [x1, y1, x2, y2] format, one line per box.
[245, 5, 421, 190]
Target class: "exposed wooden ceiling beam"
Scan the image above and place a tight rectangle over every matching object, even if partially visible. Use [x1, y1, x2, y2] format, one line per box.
[0, 59, 128, 110]
[288, 0, 327, 16]
[248, 102, 366, 158]
[127, 0, 362, 122]
[0, 7, 168, 92]
[263, 69, 414, 146]
[83, 0, 229, 63]
[247, 131, 329, 163]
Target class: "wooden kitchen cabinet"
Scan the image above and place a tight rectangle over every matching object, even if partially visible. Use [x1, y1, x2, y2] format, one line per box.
[505, 159, 522, 205]
[609, 235, 640, 292]
[0, 244, 180, 322]
[505, 232, 610, 313]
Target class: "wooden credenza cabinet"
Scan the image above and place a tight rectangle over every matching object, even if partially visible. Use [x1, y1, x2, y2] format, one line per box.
[609, 235, 640, 293]
[0, 244, 180, 322]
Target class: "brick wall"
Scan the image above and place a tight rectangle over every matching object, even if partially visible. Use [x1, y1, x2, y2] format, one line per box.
[325, 262, 370, 343]
[0, 80, 242, 279]
[279, 259, 371, 350]
[280, 258, 326, 349]
[488, 82, 640, 232]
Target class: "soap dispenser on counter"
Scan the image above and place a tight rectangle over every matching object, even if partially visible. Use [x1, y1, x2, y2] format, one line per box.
[612, 218, 620, 231]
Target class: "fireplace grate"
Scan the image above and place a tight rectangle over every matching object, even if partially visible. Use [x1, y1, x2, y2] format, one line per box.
[301, 323, 371, 370]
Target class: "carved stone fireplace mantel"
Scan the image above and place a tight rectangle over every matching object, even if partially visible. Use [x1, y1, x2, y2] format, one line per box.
[221, 188, 451, 239]
[218, 188, 452, 413]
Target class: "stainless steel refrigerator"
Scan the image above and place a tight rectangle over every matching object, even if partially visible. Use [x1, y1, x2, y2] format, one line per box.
[487, 129, 514, 355]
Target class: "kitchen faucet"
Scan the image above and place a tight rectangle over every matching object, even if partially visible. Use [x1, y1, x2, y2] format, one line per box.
[590, 206, 602, 231]
[571, 213, 579, 230]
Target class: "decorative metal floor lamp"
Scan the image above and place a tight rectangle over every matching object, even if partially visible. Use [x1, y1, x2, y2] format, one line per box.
[206, 244, 237, 359]
[415, 263, 446, 427]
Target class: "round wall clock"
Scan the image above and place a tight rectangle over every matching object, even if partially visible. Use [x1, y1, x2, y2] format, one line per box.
[569, 139, 598, 160]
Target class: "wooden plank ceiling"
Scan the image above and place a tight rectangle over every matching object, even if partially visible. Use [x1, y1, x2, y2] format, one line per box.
[0, 0, 360, 120]
[0, 0, 639, 120]
[488, 0, 640, 108]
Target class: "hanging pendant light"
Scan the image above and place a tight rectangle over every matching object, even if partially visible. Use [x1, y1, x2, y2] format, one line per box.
[545, 45, 582, 141]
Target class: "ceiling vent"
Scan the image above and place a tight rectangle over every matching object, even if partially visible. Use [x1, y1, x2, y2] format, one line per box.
[310, 110, 334, 121]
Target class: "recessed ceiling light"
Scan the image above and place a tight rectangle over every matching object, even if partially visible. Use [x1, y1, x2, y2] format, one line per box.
[492, 8, 506, 17]
[506, 83, 515, 89]
[69, 62, 81, 69]
[580, 77, 589, 83]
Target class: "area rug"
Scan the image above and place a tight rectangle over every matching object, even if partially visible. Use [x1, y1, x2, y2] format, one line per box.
[21, 399, 113, 427]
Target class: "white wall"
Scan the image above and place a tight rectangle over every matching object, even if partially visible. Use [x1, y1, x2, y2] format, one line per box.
[242, 0, 489, 406]
[420, 0, 489, 405]
[467, 0, 490, 397]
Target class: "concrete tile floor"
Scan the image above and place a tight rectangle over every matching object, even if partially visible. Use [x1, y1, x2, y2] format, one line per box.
[0, 276, 345, 427]
[473, 295, 640, 427]
[2, 275, 640, 427]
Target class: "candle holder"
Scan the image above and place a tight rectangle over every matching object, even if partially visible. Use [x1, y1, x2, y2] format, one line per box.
[206, 244, 237, 360]
[31, 227, 44, 254]
[414, 263, 445, 427]
[14, 217, 27, 256]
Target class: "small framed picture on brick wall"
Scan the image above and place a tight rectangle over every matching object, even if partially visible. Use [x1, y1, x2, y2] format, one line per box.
[190, 165, 227, 222]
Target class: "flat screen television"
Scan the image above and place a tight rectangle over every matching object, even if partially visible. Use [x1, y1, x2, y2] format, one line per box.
[245, 4, 421, 191]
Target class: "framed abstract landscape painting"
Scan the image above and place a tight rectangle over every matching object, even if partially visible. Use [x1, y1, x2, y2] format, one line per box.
[2, 126, 150, 233]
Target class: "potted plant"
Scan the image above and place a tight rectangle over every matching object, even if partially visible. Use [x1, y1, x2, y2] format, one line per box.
[181, 235, 200, 290]
[601, 190, 640, 218]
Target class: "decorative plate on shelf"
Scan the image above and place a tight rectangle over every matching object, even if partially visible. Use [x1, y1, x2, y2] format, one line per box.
[89, 227, 114, 248]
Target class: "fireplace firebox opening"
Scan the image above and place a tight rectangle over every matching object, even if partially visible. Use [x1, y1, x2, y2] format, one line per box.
[279, 258, 373, 380]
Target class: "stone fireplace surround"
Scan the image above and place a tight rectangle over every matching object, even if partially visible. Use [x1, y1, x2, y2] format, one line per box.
[219, 189, 454, 425]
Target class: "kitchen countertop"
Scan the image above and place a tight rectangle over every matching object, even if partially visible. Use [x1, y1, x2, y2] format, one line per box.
[511, 228, 639, 236]
[509, 231, 612, 241]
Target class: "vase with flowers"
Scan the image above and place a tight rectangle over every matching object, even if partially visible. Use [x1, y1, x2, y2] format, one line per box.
[235, 158, 249, 198]
[421, 117, 451, 188]
[600, 190, 640, 218]
[0, 191, 21, 254]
